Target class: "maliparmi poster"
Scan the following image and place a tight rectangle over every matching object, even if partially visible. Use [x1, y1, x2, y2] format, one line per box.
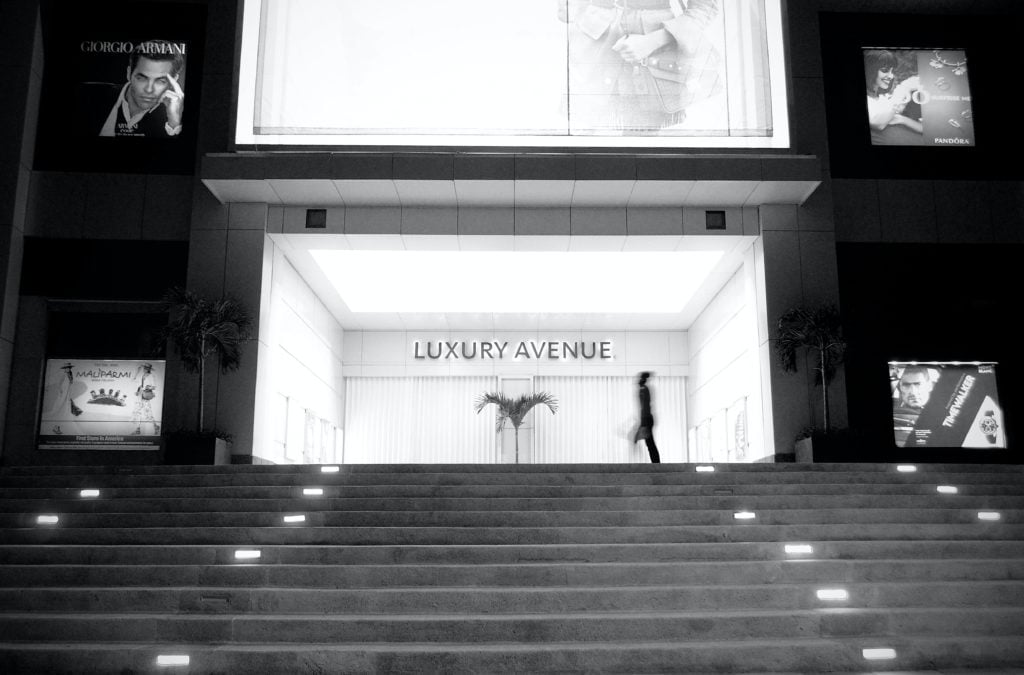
[38, 359, 165, 450]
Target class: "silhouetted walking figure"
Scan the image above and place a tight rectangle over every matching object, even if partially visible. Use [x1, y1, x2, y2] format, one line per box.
[634, 371, 660, 463]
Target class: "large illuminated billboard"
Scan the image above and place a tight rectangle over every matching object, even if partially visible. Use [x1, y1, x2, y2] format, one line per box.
[863, 48, 975, 146]
[38, 359, 165, 450]
[236, 0, 789, 148]
[890, 361, 1006, 449]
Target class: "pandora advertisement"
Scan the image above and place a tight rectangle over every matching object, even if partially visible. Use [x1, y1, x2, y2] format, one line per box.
[890, 361, 1005, 449]
[864, 48, 975, 147]
[237, 0, 789, 148]
[38, 359, 164, 450]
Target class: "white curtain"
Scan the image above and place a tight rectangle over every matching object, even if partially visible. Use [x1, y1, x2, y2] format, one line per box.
[343, 377, 497, 464]
[534, 376, 688, 464]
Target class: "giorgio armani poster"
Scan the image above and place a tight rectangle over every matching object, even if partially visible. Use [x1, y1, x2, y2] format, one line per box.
[35, 1, 206, 173]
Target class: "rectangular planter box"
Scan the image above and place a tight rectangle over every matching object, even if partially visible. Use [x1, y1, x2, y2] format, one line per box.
[164, 435, 231, 465]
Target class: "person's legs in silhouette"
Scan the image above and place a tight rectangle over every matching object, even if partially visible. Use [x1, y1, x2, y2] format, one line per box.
[645, 437, 660, 464]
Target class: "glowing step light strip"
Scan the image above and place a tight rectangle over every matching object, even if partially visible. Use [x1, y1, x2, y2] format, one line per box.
[302, 488, 324, 496]
[937, 485, 959, 494]
[816, 588, 849, 601]
[320, 466, 340, 473]
[36, 515, 59, 525]
[784, 544, 814, 555]
[896, 465, 917, 473]
[157, 655, 190, 667]
[234, 549, 261, 561]
[862, 648, 897, 661]
[733, 511, 756, 520]
[79, 489, 100, 498]
[978, 511, 1002, 521]
[695, 466, 715, 473]
[283, 515, 306, 524]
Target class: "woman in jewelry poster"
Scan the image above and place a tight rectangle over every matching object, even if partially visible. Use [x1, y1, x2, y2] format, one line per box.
[864, 48, 975, 147]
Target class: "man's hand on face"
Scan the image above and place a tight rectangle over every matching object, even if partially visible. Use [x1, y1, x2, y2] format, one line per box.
[161, 74, 184, 129]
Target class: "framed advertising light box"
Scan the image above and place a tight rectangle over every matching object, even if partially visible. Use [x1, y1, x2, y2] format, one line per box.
[34, 1, 206, 174]
[235, 0, 790, 148]
[822, 11, 1024, 179]
[890, 361, 1006, 449]
[38, 359, 165, 450]
[863, 48, 975, 147]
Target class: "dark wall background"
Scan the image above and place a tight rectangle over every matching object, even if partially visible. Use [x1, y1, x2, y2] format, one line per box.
[20, 237, 188, 300]
[838, 242, 1020, 463]
[821, 11, 1024, 180]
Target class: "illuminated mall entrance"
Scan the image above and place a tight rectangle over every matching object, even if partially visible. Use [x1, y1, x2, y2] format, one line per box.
[252, 232, 773, 466]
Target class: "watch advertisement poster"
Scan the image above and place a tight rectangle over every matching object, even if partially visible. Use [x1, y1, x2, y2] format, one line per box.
[890, 361, 1005, 449]
[38, 359, 165, 450]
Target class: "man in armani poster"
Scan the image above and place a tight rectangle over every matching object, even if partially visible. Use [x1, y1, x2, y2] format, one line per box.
[80, 39, 186, 138]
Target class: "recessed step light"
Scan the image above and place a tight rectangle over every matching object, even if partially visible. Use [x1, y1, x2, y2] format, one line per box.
[320, 466, 340, 473]
[156, 654, 190, 667]
[36, 515, 59, 525]
[79, 489, 100, 498]
[896, 465, 917, 473]
[283, 514, 306, 523]
[936, 485, 959, 494]
[234, 549, 261, 560]
[733, 511, 756, 520]
[784, 544, 814, 555]
[695, 466, 715, 472]
[302, 488, 324, 496]
[862, 648, 896, 661]
[978, 511, 1002, 521]
[816, 588, 849, 601]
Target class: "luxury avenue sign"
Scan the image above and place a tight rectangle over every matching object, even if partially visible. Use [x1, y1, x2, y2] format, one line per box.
[413, 340, 613, 361]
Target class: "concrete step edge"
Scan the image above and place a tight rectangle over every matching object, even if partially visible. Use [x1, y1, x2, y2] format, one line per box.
[4, 606, 1024, 620]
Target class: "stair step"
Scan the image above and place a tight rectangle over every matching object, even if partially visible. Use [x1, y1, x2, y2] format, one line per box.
[3, 522, 1021, 546]
[3, 607, 1024, 643]
[2, 508, 1021, 530]
[4, 495, 1024, 515]
[1, 581, 1021, 613]
[7, 482, 1024, 500]
[4, 466, 1023, 489]
[3, 539, 1022, 565]
[2, 558, 1021, 588]
[2, 636, 1024, 674]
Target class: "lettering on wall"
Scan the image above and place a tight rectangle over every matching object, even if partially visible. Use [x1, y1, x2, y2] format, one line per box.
[413, 340, 614, 361]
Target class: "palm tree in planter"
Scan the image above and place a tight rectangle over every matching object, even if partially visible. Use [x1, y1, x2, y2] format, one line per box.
[475, 392, 558, 463]
[161, 287, 253, 463]
[774, 304, 847, 460]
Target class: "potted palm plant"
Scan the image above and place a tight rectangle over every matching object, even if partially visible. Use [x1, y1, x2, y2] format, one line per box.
[475, 391, 558, 463]
[774, 304, 848, 461]
[161, 286, 253, 464]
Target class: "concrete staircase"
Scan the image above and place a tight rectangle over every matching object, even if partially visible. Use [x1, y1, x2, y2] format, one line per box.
[0, 462, 1023, 674]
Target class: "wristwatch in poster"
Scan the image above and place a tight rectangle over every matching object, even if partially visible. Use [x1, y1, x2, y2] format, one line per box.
[979, 410, 999, 444]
